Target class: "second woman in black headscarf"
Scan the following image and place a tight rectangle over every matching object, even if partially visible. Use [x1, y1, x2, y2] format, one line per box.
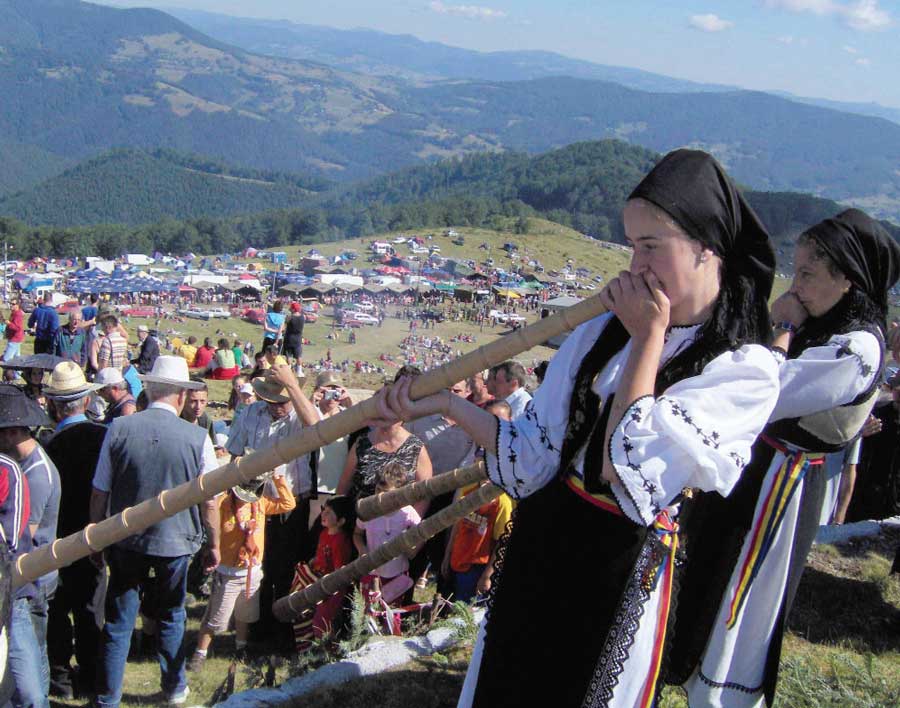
[375, 148, 782, 707]
[675, 208, 900, 707]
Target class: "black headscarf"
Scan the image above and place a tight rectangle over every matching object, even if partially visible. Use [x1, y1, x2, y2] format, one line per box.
[628, 148, 776, 299]
[802, 208, 900, 318]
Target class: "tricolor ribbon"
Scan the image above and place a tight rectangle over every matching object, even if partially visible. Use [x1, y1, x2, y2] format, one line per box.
[725, 437, 824, 628]
[638, 512, 679, 708]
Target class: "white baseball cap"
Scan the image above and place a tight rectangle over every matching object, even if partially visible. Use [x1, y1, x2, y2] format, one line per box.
[95, 368, 125, 387]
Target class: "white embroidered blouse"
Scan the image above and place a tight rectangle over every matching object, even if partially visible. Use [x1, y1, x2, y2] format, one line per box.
[769, 330, 881, 422]
[484, 313, 781, 527]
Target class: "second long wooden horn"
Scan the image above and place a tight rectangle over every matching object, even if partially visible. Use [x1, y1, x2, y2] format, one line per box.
[13, 295, 606, 588]
[356, 461, 488, 521]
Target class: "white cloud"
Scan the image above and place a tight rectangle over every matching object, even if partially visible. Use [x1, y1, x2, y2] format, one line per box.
[856, 57, 872, 66]
[766, 0, 837, 15]
[843, 44, 859, 53]
[844, 0, 891, 30]
[765, 0, 891, 30]
[428, 1, 507, 20]
[689, 13, 734, 31]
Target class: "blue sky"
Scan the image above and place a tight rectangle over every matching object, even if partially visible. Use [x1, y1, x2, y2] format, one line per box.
[98, 0, 900, 108]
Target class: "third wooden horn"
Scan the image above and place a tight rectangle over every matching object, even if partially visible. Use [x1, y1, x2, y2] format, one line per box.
[274, 483, 504, 619]
[356, 461, 487, 521]
[13, 295, 606, 588]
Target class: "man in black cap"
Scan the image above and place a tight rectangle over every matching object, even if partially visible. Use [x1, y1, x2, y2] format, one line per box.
[42, 362, 107, 699]
[0, 383, 58, 705]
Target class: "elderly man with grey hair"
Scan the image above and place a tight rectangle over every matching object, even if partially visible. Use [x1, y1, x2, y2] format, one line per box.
[43, 362, 107, 699]
[89, 357, 220, 707]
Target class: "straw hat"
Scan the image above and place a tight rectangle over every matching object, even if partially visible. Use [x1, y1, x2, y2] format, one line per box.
[251, 372, 291, 404]
[314, 371, 342, 389]
[43, 362, 102, 400]
[231, 470, 275, 503]
[0, 385, 52, 429]
[138, 356, 205, 390]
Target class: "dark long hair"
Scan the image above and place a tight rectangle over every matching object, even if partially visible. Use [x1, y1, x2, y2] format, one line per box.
[656, 263, 773, 393]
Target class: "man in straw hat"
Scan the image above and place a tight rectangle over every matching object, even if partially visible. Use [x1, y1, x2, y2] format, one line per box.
[89, 356, 221, 707]
[225, 364, 319, 648]
[42, 362, 106, 699]
[0, 384, 56, 708]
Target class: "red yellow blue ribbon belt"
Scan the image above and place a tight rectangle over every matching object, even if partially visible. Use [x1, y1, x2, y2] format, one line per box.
[726, 438, 824, 628]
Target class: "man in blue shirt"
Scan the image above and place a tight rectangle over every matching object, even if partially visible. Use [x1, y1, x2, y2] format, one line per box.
[27, 293, 60, 354]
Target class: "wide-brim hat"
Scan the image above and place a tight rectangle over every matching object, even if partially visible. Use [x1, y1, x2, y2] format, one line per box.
[251, 372, 290, 404]
[0, 384, 52, 429]
[314, 371, 342, 389]
[139, 356, 206, 390]
[231, 470, 275, 503]
[44, 362, 102, 400]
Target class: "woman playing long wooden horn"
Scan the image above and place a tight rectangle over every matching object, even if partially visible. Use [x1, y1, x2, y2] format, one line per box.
[671, 209, 900, 707]
[12, 294, 609, 589]
[372, 149, 782, 708]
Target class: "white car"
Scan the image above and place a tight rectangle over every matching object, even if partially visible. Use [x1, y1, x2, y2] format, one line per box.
[488, 309, 509, 323]
[392, 236, 407, 244]
[351, 312, 379, 325]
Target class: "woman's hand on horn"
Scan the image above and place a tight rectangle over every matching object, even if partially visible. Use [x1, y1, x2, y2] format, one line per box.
[372, 375, 448, 426]
[600, 271, 670, 342]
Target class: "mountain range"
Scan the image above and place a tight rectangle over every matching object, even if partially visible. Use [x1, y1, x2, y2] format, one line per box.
[167, 7, 900, 127]
[2, 0, 900, 222]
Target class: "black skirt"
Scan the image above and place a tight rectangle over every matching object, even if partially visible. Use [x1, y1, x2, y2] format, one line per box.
[472, 479, 664, 707]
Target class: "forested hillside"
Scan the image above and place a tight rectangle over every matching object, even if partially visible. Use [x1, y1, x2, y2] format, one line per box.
[0, 149, 331, 225]
[2, 139, 892, 262]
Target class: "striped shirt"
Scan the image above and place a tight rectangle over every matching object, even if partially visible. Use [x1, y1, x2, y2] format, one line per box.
[98, 330, 128, 370]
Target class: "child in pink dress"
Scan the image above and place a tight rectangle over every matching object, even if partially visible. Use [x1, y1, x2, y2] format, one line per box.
[354, 463, 422, 603]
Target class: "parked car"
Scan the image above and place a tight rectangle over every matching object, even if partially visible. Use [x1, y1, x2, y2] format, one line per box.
[120, 306, 157, 318]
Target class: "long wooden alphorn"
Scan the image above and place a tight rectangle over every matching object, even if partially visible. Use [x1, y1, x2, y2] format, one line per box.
[356, 461, 487, 521]
[274, 483, 502, 619]
[13, 295, 606, 588]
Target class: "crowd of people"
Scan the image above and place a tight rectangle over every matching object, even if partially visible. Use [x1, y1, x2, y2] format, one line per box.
[1, 148, 900, 708]
[0, 296, 530, 706]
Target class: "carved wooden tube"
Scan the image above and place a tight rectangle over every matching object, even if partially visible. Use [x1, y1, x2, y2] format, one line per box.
[356, 461, 488, 521]
[273, 483, 503, 619]
[13, 295, 606, 588]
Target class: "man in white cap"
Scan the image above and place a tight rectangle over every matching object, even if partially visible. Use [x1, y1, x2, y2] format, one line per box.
[43, 362, 106, 699]
[95, 368, 136, 423]
[90, 356, 221, 707]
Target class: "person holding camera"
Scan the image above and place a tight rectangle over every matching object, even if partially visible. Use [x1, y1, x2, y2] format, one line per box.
[308, 372, 353, 525]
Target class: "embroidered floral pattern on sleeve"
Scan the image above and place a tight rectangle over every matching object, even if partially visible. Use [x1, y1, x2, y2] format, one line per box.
[609, 396, 657, 524]
[661, 397, 721, 449]
[832, 336, 874, 378]
[524, 402, 557, 452]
